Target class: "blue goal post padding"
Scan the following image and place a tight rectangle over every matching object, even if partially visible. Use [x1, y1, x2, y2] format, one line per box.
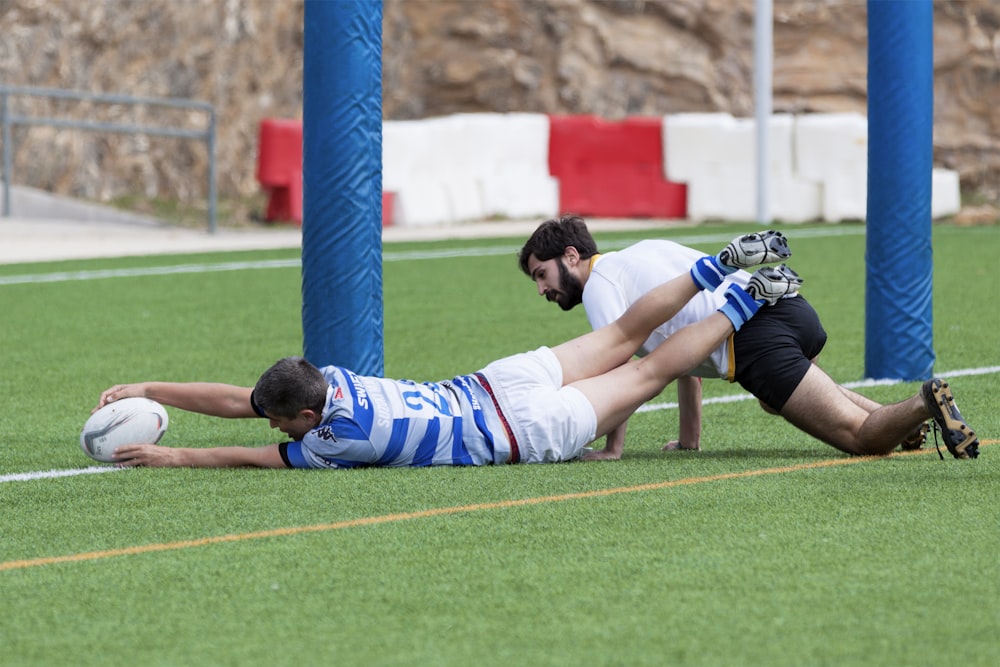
[301, 0, 384, 376]
[865, 0, 935, 381]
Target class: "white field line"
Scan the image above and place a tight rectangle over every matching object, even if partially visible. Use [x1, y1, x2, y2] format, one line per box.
[0, 466, 122, 483]
[0, 259, 301, 285]
[635, 364, 1000, 413]
[0, 226, 867, 286]
[5, 362, 997, 485]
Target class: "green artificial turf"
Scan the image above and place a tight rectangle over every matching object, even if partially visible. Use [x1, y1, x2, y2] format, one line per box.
[1, 222, 997, 666]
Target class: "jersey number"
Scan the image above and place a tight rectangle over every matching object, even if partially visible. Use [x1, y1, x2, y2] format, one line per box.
[402, 390, 453, 417]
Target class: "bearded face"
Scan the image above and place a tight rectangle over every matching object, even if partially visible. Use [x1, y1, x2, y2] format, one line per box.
[547, 258, 584, 311]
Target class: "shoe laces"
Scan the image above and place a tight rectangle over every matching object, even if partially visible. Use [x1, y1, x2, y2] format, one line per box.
[928, 420, 945, 460]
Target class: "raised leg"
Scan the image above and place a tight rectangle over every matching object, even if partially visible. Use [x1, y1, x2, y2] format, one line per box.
[552, 272, 701, 386]
[572, 312, 738, 439]
[552, 231, 797, 387]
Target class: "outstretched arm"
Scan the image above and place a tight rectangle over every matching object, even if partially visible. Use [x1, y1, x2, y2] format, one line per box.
[96, 382, 256, 418]
[112, 443, 286, 468]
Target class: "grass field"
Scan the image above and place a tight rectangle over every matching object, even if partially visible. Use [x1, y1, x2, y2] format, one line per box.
[1, 222, 998, 666]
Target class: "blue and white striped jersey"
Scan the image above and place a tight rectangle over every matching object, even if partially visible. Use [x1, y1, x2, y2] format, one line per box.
[279, 366, 513, 469]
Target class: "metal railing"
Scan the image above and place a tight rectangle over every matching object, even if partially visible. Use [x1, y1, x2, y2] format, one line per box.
[0, 85, 217, 233]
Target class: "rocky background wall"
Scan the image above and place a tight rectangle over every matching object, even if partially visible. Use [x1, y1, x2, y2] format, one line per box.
[0, 0, 997, 220]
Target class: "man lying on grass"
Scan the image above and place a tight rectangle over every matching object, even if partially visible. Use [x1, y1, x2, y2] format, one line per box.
[96, 232, 799, 469]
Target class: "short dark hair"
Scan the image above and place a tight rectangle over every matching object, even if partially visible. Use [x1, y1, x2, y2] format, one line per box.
[253, 357, 328, 418]
[518, 215, 599, 275]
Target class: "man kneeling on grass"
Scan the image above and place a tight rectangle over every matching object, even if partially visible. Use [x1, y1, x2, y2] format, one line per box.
[94, 232, 801, 469]
[517, 216, 981, 460]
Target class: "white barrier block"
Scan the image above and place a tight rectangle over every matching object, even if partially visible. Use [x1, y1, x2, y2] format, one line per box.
[448, 114, 494, 221]
[768, 114, 796, 178]
[384, 113, 557, 226]
[382, 120, 418, 193]
[772, 175, 823, 223]
[768, 114, 822, 222]
[663, 113, 735, 182]
[393, 177, 453, 227]
[664, 114, 748, 221]
[480, 113, 558, 219]
[432, 115, 489, 223]
[931, 168, 961, 219]
[684, 165, 755, 220]
[794, 113, 868, 180]
[822, 172, 868, 221]
[713, 116, 756, 220]
[384, 119, 454, 226]
[794, 113, 868, 222]
[665, 113, 821, 223]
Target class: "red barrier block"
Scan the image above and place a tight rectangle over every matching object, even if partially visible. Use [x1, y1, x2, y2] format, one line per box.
[548, 115, 687, 219]
[257, 118, 303, 224]
[256, 118, 393, 226]
[381, 192, 395, 227]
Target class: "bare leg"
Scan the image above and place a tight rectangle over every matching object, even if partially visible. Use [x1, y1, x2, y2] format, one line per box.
[552, 273, 700, 386]
[757, 358, 877, 416]
[836, 384, 882, 412]
[570, 312, 735, 438]
[779, 365, 927, 455]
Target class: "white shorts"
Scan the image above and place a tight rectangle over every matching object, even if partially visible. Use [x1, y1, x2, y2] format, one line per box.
[479, 347, 598, 463]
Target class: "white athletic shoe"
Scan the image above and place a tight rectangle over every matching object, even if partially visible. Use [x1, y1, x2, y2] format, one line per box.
[718, 230, 791, 268]
[745, 264, 803, 304]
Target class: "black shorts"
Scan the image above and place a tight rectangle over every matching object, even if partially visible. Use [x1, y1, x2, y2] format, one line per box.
[732, 295, 827, 412]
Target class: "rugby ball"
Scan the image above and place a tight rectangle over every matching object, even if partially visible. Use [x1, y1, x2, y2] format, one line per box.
[80, 397, 169, 462]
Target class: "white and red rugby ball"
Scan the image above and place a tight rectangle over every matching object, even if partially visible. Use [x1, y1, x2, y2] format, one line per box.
[80, 397, 169, 462]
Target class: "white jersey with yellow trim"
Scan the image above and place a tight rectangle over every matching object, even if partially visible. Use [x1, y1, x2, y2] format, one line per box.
[582, 239, 749, 378]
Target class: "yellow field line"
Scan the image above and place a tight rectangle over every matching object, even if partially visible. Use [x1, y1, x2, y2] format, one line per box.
[2, 441, 993, 573]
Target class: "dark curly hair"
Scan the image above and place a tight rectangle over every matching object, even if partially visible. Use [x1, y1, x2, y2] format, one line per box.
[518, 215, 599, 275]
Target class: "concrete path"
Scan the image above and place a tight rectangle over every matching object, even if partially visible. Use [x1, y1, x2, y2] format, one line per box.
[0, 214, 689, 265]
